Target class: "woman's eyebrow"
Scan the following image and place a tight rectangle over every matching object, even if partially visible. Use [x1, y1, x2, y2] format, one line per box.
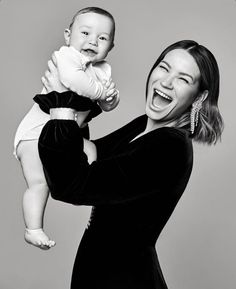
[161, 60, 171, 68]
[161, 60, 194, 81]
[179, 72, 194, 82]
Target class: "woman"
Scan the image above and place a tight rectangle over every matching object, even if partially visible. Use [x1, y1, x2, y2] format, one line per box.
[35, 40, 223, 289]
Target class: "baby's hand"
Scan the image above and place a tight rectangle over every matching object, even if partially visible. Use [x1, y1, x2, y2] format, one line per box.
[98, 80, 120, 112]
[104, 80, 117, 98]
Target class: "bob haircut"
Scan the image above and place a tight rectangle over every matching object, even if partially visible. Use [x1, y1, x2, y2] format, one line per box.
[68, 7, 116, 47]
[145, 40, 224, 145]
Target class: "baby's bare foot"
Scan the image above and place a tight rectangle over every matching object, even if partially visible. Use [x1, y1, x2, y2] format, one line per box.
[25, 228, 56, 250]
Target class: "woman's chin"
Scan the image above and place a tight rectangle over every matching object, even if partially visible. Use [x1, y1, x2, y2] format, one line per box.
[146, 102, 175, 122]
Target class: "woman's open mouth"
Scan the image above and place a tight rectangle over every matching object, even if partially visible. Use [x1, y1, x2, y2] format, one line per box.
[152, 89, 172, 109]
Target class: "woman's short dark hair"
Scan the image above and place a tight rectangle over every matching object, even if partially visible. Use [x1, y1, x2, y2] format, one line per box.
[146, 40, 224, 145]
[68, 7, 116, 46]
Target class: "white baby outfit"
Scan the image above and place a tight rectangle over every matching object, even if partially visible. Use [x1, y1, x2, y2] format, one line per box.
[13, 46, 112, 159]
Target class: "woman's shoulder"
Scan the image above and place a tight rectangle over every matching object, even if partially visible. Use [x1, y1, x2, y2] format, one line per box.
[153, 126, 191, 141]
[142, 127, 193, 170]
[144, 126, 193, 154]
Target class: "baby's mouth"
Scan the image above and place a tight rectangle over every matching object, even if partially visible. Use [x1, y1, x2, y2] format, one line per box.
[152, 89, 172, 109]
[81, 49, 97, 57]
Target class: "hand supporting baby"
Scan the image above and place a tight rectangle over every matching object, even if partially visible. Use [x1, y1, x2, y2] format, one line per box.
[42, 53, 119, 112]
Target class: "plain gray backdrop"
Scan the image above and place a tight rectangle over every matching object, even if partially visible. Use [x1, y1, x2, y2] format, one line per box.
[0, 0, 236, 288]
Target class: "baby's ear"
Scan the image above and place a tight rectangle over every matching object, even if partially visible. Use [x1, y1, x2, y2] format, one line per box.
[109, 42, 115, 51]
[64, 29, 71, 45]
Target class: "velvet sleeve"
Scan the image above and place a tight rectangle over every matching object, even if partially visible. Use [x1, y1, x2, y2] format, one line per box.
[33, 91, 102, 123]
[37, 92, 192, 206]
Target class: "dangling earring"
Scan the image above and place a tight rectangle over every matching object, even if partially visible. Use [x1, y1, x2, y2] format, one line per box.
[190, 100, 202, 134]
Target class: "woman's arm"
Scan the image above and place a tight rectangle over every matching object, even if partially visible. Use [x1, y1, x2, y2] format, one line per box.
[39, 71, 192, 207]
[37, 94, 192, 206]
[38, 117, 154, 206]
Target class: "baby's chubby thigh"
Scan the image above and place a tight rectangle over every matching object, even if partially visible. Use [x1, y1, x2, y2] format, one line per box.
[17, 140, 47, 189]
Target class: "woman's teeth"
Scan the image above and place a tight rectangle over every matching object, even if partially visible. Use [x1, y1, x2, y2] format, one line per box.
[152, 89, 172, 109]
[154, 89, 172, 100]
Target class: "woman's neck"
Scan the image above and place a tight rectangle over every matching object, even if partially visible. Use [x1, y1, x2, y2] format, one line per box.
[130, 117, 177, 143]
[143, 117, 176, 134]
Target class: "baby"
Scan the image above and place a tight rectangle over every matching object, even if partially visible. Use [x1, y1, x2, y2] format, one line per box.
[14, 7, 119, 250]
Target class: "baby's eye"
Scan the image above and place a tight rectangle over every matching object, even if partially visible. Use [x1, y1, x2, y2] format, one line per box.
[81, 31, 89, 36]
[99, 36, 108, 41]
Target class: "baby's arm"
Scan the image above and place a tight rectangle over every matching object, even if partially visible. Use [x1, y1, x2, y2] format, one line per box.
[54, 46, 104, 100]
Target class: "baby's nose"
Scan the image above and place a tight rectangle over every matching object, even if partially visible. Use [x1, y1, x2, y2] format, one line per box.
[89, 37, 98, 46]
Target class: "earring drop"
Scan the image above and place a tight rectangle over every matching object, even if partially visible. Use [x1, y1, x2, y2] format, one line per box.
[190, 100, 202, 134]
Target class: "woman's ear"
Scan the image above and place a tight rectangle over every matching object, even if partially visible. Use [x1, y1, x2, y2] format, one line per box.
[194, 90, 208, 106]
[198, 90, 208, 103]
[64, 29, 71, 46]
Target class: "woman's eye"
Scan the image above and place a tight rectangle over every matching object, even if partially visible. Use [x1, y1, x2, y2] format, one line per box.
[159, 65, 168, 72]
[179, 77, 189, 84]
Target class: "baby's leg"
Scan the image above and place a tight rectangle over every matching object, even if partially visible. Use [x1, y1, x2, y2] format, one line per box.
[17, 140, 55, 250]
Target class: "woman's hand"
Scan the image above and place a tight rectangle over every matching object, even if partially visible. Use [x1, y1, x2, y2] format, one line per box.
[83, 138, 97, 164]
[41, 53, 68, 93]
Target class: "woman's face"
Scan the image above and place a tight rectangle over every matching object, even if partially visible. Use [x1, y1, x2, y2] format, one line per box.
[146, 49, 202, 122]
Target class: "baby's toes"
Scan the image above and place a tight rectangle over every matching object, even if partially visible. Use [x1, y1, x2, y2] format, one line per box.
[48, 240, 56, 248]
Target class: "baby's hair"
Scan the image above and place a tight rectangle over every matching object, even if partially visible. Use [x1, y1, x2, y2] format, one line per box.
[68, 7, 116, 45]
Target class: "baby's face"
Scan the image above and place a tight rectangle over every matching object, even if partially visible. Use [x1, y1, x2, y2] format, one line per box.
[65, 12, 114, 63]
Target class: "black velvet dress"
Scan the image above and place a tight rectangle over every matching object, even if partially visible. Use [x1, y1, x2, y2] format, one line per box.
[35, 92, 193, 289]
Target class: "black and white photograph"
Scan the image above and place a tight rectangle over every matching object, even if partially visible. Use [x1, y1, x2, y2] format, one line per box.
[0, 0, 235, 288]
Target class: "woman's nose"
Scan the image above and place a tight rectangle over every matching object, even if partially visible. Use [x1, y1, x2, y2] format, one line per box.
[160, 75, 174, 89]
